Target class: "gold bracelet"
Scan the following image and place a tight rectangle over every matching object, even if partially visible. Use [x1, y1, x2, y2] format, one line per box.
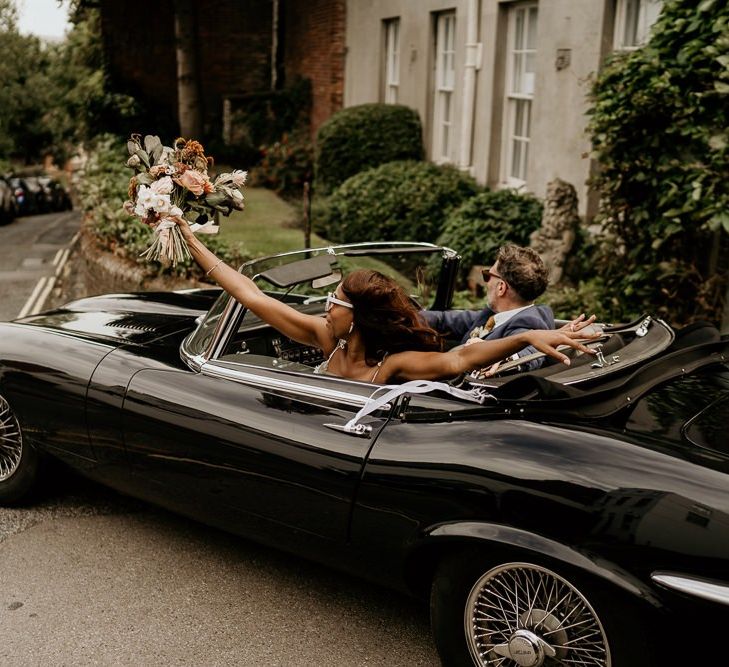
[206, 259, 225, 277]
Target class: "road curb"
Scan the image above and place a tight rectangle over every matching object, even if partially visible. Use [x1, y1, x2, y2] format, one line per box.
[16, 229, 81, 318]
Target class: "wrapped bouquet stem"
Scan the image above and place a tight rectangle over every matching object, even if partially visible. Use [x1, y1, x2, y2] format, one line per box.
[123, 135, 247, 266]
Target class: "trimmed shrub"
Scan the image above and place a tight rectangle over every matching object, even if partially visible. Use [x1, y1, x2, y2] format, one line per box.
[437, 189, 543, 285]
[319, 160, 481, 244]
[315, 104, 424, 194]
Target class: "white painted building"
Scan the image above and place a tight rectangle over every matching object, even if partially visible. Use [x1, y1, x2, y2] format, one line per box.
[344, 0, 662, 217]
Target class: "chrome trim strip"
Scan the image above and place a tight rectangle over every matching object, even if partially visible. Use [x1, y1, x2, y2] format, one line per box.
[201, 361, 389, 409]
[238, 241, 442, 271]
[179, 342, 206, 372]
[651, 572, 729, 607]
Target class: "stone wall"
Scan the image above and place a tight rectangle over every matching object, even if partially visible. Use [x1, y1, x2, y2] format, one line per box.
[49, 224, 203, 310]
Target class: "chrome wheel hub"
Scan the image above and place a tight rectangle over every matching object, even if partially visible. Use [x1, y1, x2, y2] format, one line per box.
[503, 629, 545, 666]
[0, 395, 22, 482]
[465, 562, 610, 666]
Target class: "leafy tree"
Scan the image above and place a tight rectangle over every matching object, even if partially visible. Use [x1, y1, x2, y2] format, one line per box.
[588, 0, 729, 325]
[43, 5, 145, 161]
[0, 0, 149, 164]
[0, 0, 55, 160]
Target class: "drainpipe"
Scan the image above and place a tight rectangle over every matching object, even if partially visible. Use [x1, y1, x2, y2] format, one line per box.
[271, 0, 279, 90]
[459, 0, 482, 173]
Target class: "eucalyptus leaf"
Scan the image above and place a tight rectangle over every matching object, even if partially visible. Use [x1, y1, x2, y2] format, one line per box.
[205, 191, 227, 206]
[150, 144, 164, 164]
[144, 135, 161, 153]
[134, 149, 150, 169]
[144, 135, 164, 164]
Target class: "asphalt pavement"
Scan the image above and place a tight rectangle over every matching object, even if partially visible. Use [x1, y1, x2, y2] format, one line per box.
[0, 209, 81, 321]
[0, 211, 439, 666]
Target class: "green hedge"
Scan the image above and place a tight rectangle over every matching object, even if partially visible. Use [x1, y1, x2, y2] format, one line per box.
[587, 0, 729, 324]
[319, 160, 480, 244]
[437, 189, 543, 285]
[315, 104, 424, 194]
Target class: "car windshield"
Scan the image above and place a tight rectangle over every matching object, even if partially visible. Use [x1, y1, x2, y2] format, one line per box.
[241, 242, 445, 302]
[183, 242, 454, 364]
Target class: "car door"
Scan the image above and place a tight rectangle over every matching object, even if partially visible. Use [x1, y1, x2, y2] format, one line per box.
[121, 357, 392, 554]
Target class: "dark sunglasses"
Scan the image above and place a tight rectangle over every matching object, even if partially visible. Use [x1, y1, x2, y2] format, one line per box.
[481, 269, 504, 283]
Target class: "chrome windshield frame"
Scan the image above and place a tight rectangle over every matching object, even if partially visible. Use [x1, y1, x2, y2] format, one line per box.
[180, 241, 455, 373]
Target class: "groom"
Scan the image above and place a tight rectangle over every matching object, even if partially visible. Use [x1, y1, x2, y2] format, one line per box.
[421, 244, 554, 371]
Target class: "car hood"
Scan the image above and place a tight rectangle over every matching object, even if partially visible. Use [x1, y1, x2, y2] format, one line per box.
[14, 288, 222, 346]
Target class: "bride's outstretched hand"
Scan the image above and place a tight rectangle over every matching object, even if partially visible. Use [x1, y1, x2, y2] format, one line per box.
[525, 329, 600, 365]
[560, 313, 597, 333]
[170, 213, 191, 233]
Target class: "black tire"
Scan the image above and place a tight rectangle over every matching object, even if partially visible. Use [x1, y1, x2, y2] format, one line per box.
[0, 394, 39, 505]
[430, 549, 655, 667]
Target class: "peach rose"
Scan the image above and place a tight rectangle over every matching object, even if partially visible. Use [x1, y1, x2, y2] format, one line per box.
[174, 169, 211, 196]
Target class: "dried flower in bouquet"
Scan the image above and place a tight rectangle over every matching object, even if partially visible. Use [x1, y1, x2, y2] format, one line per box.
[123, 134, 248, 265]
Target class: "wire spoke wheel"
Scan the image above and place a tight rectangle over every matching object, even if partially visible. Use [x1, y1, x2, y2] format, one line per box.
[0, 395, 23, 482]
[465, 562, 610, 667]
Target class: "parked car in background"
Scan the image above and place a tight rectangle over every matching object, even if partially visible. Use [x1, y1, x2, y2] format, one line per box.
[23, 176, 50, 213]
[0, 177, 17, 225]
[6, 174, 72, 217]
[8, 177, 36, 216]
[37, 175, 72, 211]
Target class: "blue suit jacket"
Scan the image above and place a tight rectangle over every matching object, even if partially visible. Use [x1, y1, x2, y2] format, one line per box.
[421, 304, 555, 370]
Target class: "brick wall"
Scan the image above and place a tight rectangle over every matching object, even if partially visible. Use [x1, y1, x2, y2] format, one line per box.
[98, 0, 345, 138]
[282, 0, 346, 135]
[99, 0, 272, 135]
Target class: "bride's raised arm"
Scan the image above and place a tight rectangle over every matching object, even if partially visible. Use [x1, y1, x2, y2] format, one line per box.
[174, 218, 331, 351]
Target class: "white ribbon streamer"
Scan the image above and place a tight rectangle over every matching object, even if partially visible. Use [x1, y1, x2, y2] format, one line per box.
[154, 218, 176, 233]
[343, 380, 494, 433]
[152, 218, 219, 235]
[189, 221, 219, 234]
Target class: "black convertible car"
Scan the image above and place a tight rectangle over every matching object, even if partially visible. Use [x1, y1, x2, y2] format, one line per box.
[1, 242, 728, 666]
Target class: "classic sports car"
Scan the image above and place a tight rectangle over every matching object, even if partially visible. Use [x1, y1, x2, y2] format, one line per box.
[1, 242, 728, 667]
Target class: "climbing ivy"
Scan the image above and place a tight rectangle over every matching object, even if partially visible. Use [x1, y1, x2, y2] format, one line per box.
[588, 0, 729, 325]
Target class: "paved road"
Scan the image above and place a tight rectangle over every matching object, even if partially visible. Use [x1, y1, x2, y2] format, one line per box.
[0, 212, 439, 666]
[0, 210, 81, 321]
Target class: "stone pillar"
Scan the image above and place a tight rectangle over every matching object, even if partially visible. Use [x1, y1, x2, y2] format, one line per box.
[530, 178, 580, 284]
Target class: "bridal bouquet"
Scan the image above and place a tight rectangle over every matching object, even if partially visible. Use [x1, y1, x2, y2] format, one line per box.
[123, 135, 247, 265]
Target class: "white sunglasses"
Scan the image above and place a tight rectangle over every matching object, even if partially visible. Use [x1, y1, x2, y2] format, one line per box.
[325, 292, 353, 312]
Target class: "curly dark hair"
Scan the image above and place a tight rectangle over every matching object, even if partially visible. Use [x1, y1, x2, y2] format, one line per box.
[495, 245, 549, 302]
[341, 270, 442, 365]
